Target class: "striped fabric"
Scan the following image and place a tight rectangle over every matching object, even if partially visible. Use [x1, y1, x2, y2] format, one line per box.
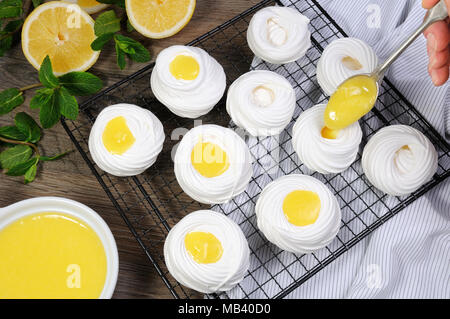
[215, 0, 449, 299]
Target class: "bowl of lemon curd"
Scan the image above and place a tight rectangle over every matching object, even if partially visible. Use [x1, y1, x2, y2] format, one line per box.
[0, 197, 118, 299]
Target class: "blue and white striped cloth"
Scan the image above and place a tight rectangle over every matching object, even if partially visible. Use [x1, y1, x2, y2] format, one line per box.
[218, 0, 449, 299]
[282, 0, 450, 298]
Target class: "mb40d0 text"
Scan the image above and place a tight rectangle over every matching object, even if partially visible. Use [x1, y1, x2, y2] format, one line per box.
[223, 303, 270, 314]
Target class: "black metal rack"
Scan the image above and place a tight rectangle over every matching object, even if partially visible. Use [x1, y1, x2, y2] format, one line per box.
[62, 0, 450, 299]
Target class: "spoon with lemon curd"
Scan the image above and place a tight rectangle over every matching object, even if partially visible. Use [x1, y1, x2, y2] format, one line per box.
[324, 0, 449, 131]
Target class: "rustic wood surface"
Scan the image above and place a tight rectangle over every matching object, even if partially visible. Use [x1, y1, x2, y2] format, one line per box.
[0, 0, 261, 299]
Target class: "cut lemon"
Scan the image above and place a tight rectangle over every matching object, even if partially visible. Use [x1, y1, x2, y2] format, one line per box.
[126, 0, 196, 39]
[66, 0, 109, 14]
[22, 1, 100, 75]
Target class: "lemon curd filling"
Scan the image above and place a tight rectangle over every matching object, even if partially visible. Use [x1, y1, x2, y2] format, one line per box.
[184, 231, 223, 264]
[282, 190, 321, 226]
[321, 126, 340, 139]
[191, 141, 230, 178]
[324, 75, 378, 130]
[0, 212, 107, 299]
[169, 54, 200, 80]
[102, 116, 136, 155]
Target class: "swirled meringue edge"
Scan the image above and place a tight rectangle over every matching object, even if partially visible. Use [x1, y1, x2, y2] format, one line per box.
[362, 125, 438, 196]
[255, 174, 341, 254]
[317, 37, 378, 96]
[150, 45, 226, 118]
[164, 210, 250, 293]
[174, 125, 253, 204]
[247, 6, 311, 64]
[88, 103, 165, 177]
[226, 70, 296, 136]
[292, 104, 362, 174]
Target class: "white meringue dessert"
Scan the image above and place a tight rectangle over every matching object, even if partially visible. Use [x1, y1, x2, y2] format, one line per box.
[247, 6, 311, 64]
[226, 70, 296, 136]
[151, 45, 226, 118]
[362, 125, 438, 196]
[164, 210, 250, 294]
[174, 124, 253, 204]
[255, 174, 341, 254]
[292, 104, 362, 174]
[317, 37, 378, 96]
[89, 103, 164, 177]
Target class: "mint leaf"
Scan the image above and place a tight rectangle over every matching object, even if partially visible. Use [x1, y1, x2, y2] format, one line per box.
[0, 145, 32, 169]
[115, 41, 126, 70]
[0, 34, 13, 57]
[0, 126, 27, 140]
[0, 0, 23, 19]
[32, 0, 41, 8]
[91, 32, 114, 51]
[126, 20, 135, 33]
[24, 163, 37, 184]
[0, 88, 24, 115]
[3, 18, 23, 32]
[14, 112, 41, 143]
[39, 55, 59, 88]
[114, 34, 150, 63]
[30, 88, 54, 109]
[39, 94, 60, 129]
[6, 156, 38, 176]
[57, 87, 78, 120]
[40, 151, 71, 162]
[59, 72, 103, 96]
[94, 10, 121, 36]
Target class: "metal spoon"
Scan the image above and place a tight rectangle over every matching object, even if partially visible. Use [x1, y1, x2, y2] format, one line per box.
[348, 0, 448, 86]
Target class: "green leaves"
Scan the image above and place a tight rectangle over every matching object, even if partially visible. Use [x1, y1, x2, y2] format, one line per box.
[0, 88, 24, 115]
[0, 144, 31, 169]
[94, 10, 121, 36]
[57, 87, 78, 120]
[59, 72, 103, 96]
[27, 55, 102, 128]
[90, 9, 151, 69]
[39, 56, 59, 88]
[0, 0, 22, 19]
[0, 18, 23, 56]
[14, 112, 41, 143]
[0, 126, 27, 141]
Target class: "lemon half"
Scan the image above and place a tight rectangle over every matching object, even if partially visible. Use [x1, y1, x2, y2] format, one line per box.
[22, 1, 100, 75]
[66, 0, 109, 14]
[126, 0, 196, 39]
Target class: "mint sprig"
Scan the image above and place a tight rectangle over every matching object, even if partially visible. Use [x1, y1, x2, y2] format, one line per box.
[0, 55, 101, 183]
[90, 10, 151, 70]
[0, 112, 71, 184]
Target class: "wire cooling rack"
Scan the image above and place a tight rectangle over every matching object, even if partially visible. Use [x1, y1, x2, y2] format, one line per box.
[62, 0, 450, 299]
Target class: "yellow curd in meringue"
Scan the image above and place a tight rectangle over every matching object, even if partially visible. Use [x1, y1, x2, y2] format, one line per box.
[102, 116, 136, 155]
[324, 75, 378, 130]
[170, 55, 200, 80]
[283, 190, 320, 226]
[184, 231, 223, 264]
[191, 142, 230, 178]
[0, 212, 107, 299]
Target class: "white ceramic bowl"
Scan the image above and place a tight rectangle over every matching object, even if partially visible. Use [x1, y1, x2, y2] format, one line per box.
[0, 197, 119, 299]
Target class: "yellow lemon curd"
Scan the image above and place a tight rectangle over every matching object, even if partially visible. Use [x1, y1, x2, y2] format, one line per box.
[324, 75, 378, 130]
[0, 212, 107, 299]
[102, 116, 136, 155]
[282, 190, 321, 226]
[170, 55, 200, 80]
[184, 231, 223, 264]
[191, 141, 230, 178]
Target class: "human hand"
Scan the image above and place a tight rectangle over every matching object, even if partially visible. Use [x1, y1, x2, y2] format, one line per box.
[423, 0, 450, 86]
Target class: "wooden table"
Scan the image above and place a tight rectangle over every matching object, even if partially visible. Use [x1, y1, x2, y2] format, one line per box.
[0, 0, 261, 299]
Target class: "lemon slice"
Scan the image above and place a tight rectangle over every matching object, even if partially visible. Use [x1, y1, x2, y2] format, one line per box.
[126, 0, 196, 39]
[66, 0, 109, 14]
[22, 1, 100, 75]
